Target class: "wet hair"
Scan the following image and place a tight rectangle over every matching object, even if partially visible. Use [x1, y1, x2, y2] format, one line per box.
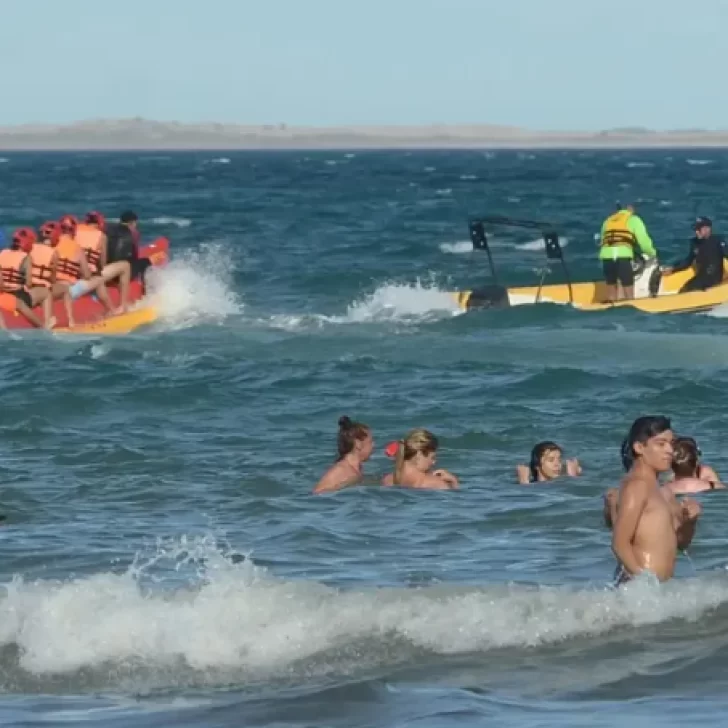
[529, 441, 563, 482]
[394, 429, 438, 484]
[672, 436, 700, 478]
[336, 416, 370, 461]
[620, 415, 672, 472]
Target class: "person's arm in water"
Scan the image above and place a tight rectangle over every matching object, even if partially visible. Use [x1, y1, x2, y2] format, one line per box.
[629, 215, 657, 258]
[611, 478, 649, 577]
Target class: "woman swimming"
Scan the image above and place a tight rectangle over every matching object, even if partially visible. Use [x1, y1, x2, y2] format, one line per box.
[382, 429, 459, 490]
[663, 436, 724, 494]
[516, 441, 582, 484]
[313, 416, 374, 494]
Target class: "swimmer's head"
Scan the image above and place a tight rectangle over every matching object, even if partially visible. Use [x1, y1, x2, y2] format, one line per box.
[621, 415, 673, 472]
[672, 436, 700, 478]
[529, 441, 563, 482]
[394, 428, 438, 483]
[336, 416, 373, 462]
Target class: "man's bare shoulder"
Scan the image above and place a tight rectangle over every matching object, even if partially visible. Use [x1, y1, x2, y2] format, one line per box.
[619, 472, 655, 500]
[620, 472, 654, 490]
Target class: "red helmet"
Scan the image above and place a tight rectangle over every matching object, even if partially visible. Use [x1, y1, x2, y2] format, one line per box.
[58, 214, 78, 233]
[39, 220, 61, 245]
[12, 227, 37, 253]
[85, 210, 106, 230]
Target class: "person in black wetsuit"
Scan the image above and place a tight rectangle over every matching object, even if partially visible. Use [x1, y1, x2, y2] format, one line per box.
[104, 210, 152, 283]
[661, 216, 728, 292]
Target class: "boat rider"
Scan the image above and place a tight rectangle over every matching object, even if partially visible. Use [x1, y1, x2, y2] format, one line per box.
[77, 211, 131, 312]
[104, 210, 153, 285]
[599, 203, 658, 302]
[0, 228, 55, 329]
[37, 221, 75, 327]
[54, 216, 117, 314]
[660, 217, 728, 292]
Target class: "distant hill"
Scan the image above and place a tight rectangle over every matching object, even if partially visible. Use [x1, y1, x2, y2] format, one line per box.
[0, 118, 727, 150]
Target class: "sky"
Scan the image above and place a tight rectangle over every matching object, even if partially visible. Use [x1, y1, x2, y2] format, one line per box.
[0, 0, 725, 130]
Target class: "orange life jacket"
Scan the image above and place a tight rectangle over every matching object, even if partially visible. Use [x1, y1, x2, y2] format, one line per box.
[30, 244, 56, 287]
[55, 235, 83, 283]
[75, 223, 103, 273]
[0, 249, 29, 291]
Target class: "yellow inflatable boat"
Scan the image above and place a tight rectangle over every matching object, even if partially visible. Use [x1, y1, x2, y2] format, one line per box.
[452, 216, 728, 315]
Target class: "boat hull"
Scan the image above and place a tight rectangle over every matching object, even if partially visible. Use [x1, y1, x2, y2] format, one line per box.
[454, 263, 728, 315]
[0, 238, 169, 329]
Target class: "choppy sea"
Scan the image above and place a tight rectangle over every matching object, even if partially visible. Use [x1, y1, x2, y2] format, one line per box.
[1, 148, 728, 727]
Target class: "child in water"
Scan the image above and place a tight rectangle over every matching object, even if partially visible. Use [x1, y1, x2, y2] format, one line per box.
[382, 429, 459, 490]
[313, 416, 374, 494]
[516, 441, 582, 484]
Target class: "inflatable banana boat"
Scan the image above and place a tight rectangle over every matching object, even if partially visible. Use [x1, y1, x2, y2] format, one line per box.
[452, 216, 728, 315]
[1, 238, 169, 333]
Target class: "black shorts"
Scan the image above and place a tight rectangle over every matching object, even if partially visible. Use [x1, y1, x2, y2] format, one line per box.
[602, 259, 634, 287]
[130, 257, 152, 281]
[12, 289, 32, 308]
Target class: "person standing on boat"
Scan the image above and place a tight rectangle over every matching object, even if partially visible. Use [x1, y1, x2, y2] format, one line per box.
[599, 204, 657, 302]
[660, 217, 728, 292]
[104, 211, 153, 285]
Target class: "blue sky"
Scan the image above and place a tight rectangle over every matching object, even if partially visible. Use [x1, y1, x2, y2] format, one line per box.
[0, 0, 723, 130]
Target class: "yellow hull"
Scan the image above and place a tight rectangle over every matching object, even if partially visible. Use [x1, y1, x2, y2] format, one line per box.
[52, 305, 158, 336]
[453, 266, 728, 315]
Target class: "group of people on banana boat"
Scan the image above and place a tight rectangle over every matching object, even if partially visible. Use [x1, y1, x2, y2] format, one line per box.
[315, 414, 716, 587]
[0, 210, 151, 329]
[600, 205, 728, 302]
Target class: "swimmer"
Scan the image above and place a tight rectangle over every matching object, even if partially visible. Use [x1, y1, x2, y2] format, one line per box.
[382, 429, 458, 489]
[516, 441, 582, 484]
[313, 416, 373, 494]
[663, 436, 721, 494]
[609, 415, 701, 585]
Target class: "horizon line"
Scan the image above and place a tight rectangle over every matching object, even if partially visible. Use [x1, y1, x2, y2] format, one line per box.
[2, 118, 728, 151]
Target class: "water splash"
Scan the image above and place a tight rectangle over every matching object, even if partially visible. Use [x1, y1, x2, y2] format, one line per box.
[145, 242, 243, 330]
[0, 538, 727, 690]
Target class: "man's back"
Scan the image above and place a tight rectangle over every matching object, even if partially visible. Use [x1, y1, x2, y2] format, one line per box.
[105, 222, 136, 264]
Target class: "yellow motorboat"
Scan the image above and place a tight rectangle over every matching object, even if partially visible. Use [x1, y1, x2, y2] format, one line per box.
[452, 215, 728, 315]
[52, 305, 158, 336]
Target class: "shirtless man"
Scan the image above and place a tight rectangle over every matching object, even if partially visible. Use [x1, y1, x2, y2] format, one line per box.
[607, 415, 701, 585]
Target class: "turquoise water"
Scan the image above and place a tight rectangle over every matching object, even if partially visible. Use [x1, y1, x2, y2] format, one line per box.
[1, 149, 728, 726]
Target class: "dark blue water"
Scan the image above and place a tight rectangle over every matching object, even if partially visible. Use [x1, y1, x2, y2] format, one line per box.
[1, 149, 728, 727]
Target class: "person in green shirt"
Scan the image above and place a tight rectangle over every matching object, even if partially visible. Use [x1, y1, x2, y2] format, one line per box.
[599, 204, 658, 302]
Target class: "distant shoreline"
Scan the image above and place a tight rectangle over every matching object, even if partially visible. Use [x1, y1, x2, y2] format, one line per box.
[1, 118, 728, 151]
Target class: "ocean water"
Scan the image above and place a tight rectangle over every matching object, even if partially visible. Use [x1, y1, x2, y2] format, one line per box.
[1, 149, 728, 727]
